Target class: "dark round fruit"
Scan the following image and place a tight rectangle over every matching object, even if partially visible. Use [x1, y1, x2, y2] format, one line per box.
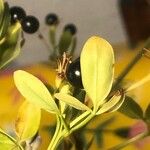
[45, 13, 59, 25]
[10, 6, 26, 24]
[66, 57, 83, 88]
[64, 24, 77, 35]
[21, 15, 40, 34]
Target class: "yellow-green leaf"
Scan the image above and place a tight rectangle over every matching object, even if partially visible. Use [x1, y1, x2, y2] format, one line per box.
[14, 70, 59, 114]
[15, 101, 41, 142]
[59, 84, 71, 113]
[81, 36, 114, 111]
[96, 90, 125, 115]
[0, 128, 23, 150]
[55, 93, 91, 111]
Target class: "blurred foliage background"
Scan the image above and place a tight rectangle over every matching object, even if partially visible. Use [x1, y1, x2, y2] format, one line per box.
[0, 0, 150, 149]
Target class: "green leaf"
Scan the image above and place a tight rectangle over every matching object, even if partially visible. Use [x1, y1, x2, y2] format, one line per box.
[59, 84, 71, 113]
[14, 70, 59, 114]
[0, 22, 22, 69]
[96, 90, 125, 115]
[80, 36, 114, 111]
[54, 93, 91, 111]
[58, 31, 72, 55]
[145, 104, 150, 122]
[0, 2, 10, 40]
[118, 96, 143, 119]
[0, 128, 23, 150]
[15, 101, 41, 142]
[114, 127, 130, 138]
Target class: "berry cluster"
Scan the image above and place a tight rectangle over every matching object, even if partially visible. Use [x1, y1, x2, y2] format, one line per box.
[10, 7, 77, 36]
[10, 6, 39, 34]
[45, 13, 77, 35]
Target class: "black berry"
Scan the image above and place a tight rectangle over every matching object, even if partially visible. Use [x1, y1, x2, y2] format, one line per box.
[10, 6, 26, 24]
[45, 13, 59, 25]
[21, 15, 40, 34]
[64, 24, 77, 35]
[66, 58, 83, 89]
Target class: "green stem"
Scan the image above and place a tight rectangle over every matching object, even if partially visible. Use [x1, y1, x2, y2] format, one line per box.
[70, 113, 95, 134]
[108, 132, 148, 150]
[47, 115, 62, 150]
[60, 115, 69, 133]
[49, 131, 64, 150]
[70, 111, 91, 128]
[47, 111, 95, 149]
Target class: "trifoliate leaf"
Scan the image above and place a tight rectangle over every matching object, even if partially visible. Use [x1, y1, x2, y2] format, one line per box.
[96, 90, 125, 115]
[54, 93, 91, 111]
[0, 128, 23, 150]
[81, 36, 114, 112]
[14, 70, 59, 114]
[15, 101, 41, 142]
[118, 96, 143, 119]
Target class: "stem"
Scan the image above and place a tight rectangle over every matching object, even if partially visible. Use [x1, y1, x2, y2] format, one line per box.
[108, 132, 148, 150]
[70, 113, 95, 134]
[49, 26, 56, 49]
[49, 132, 63, 150]
[37, 31, 51, 51]
[70, 111, 91, 128]
[47, 115, 62, 150]
[47, 114, 70, 150]
[60, 115, 69, 133]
